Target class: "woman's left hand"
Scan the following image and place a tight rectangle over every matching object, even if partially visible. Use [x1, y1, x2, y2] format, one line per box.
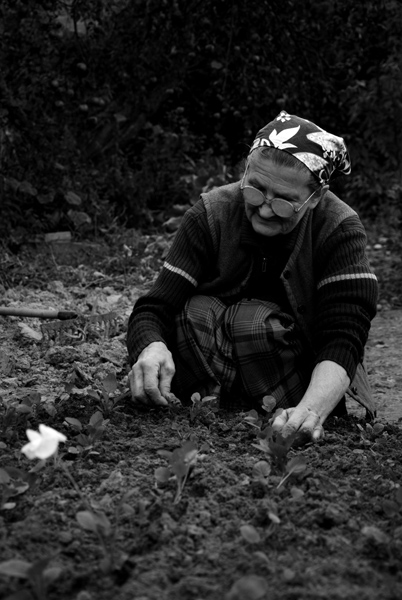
[272, 360, 350, 443]
[272, 405, 325, 443]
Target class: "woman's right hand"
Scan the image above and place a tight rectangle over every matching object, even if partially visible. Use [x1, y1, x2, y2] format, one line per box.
[128, 341, 178, 406]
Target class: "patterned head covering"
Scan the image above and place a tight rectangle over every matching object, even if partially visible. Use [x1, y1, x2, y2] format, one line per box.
[249, 111, 351, 185]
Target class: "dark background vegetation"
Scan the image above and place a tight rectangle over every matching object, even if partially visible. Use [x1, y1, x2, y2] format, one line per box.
[0, 0, 401, 244]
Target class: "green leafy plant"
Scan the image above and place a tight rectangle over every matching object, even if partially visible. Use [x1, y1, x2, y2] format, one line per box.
[252, 460, 271, 486]
[64, 410, 109, 456]
[87, 373, 123, 418]
[357, 422, 386, 444]
[0, 467, 33, 511]
[19, 423, 128, 575]
[260, 395, 277, 415]
[0, 556, 61, 600]
[243, 396, 277, 427]
[0, 392, 42, 441]
[251, 425, 296, 471]
[189, 392, 219, 425]
[276, 456, 307, 489]
[76, 497, 131, 575]
[155, 439, 199, 504]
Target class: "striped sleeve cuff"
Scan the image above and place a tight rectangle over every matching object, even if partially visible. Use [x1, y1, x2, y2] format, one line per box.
[318, 272, 378, 290]
[163, 262, 198, 286]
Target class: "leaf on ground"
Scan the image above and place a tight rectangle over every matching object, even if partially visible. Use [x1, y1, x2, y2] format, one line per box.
[102, 373, 117, 394]
[64, 191, 82, 206]
[0, 559, 31, 578]
[17, 323, 42, 341]
[240, 524, 261, 544]
[373, 423, 385, 435]
[170, 459, 188, 480]
[286, 456, 307, 475]
[5, 481, 29, 497]
[89, 411, 104, 427]
[226, 574, 268, 600]
[268, 511, 281, 524]
[252, 460, 271, 479]
[64, 417, 83, 431]
[154, 466, 171, 483]
[253, 550, 270, 564]
[171, 440, 198, 468]
[76, 510, 111, 536]
[0, 468, 11, 484]
[43, 566, 63, 583]
[290, 486, 305, 500]
[243, 409, 260, 422]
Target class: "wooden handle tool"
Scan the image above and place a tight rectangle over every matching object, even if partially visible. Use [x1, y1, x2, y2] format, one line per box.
[0, 307, 78, 320]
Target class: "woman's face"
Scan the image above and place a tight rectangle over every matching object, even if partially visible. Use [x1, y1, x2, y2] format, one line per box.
[242, 152, 322, 237]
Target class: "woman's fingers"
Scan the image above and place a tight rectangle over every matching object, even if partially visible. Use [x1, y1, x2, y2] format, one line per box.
[141, 363, 168, 406]
[272, 408, 292, 432]
[272, 406, 324, 444]
[159, 362, 176, 401]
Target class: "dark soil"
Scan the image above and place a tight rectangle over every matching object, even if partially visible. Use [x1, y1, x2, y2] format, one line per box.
[0, 231, 402, 600]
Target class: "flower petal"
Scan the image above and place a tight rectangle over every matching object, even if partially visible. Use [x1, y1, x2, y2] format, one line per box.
[21, 442, 39, 460]
[39, 424, 67, 443]
[34, 438, 60, 459]
[26, 429, 42, 443]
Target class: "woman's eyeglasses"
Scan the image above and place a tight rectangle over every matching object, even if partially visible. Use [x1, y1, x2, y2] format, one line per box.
[240, 184, 317, 218]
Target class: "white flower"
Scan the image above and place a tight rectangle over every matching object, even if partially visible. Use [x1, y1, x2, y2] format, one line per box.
[21, 424, 67, 460]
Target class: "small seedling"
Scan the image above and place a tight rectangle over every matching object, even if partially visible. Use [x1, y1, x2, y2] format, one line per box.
[263, 498, 281, 532]
[155, 439, 199, 504]
[242, 401, 282, 435]
[243, 409, 263, 431]
[189, 392, 219, 425]
[252, 460, 271, 485]
[277, 456, 307, 488]
[252, 425, 296, 471]
[0, 466, 34, 510]
[0, 555, 62, 600]
[87, 373, 123, 417]
[76, 488, 136, 573]
[64, 411, 109, 455]
[261, 395, 277, 415]
[0, 392, 42, 441]
[357, 422, 385, 444]
[76, 504, 128, 574]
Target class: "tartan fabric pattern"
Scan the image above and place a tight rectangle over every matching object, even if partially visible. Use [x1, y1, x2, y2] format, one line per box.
[174, 295, 309, 410]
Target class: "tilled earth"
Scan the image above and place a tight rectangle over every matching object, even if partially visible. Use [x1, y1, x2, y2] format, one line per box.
[0, 237, 402, 600]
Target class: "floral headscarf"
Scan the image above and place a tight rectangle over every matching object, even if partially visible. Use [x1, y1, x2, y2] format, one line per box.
[249, 111, 351, 185]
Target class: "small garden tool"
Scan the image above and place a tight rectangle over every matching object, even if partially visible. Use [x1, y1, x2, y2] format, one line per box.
[0, 306, 118, 342]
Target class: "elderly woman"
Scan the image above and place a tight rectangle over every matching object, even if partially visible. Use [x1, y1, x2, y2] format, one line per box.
[127, 111, 378, 441]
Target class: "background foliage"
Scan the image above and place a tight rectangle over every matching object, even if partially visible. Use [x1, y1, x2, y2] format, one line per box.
[0, 0, 401, 241]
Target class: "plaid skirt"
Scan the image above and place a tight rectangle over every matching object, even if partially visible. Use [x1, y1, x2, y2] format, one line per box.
[173, 295, 311, 410]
